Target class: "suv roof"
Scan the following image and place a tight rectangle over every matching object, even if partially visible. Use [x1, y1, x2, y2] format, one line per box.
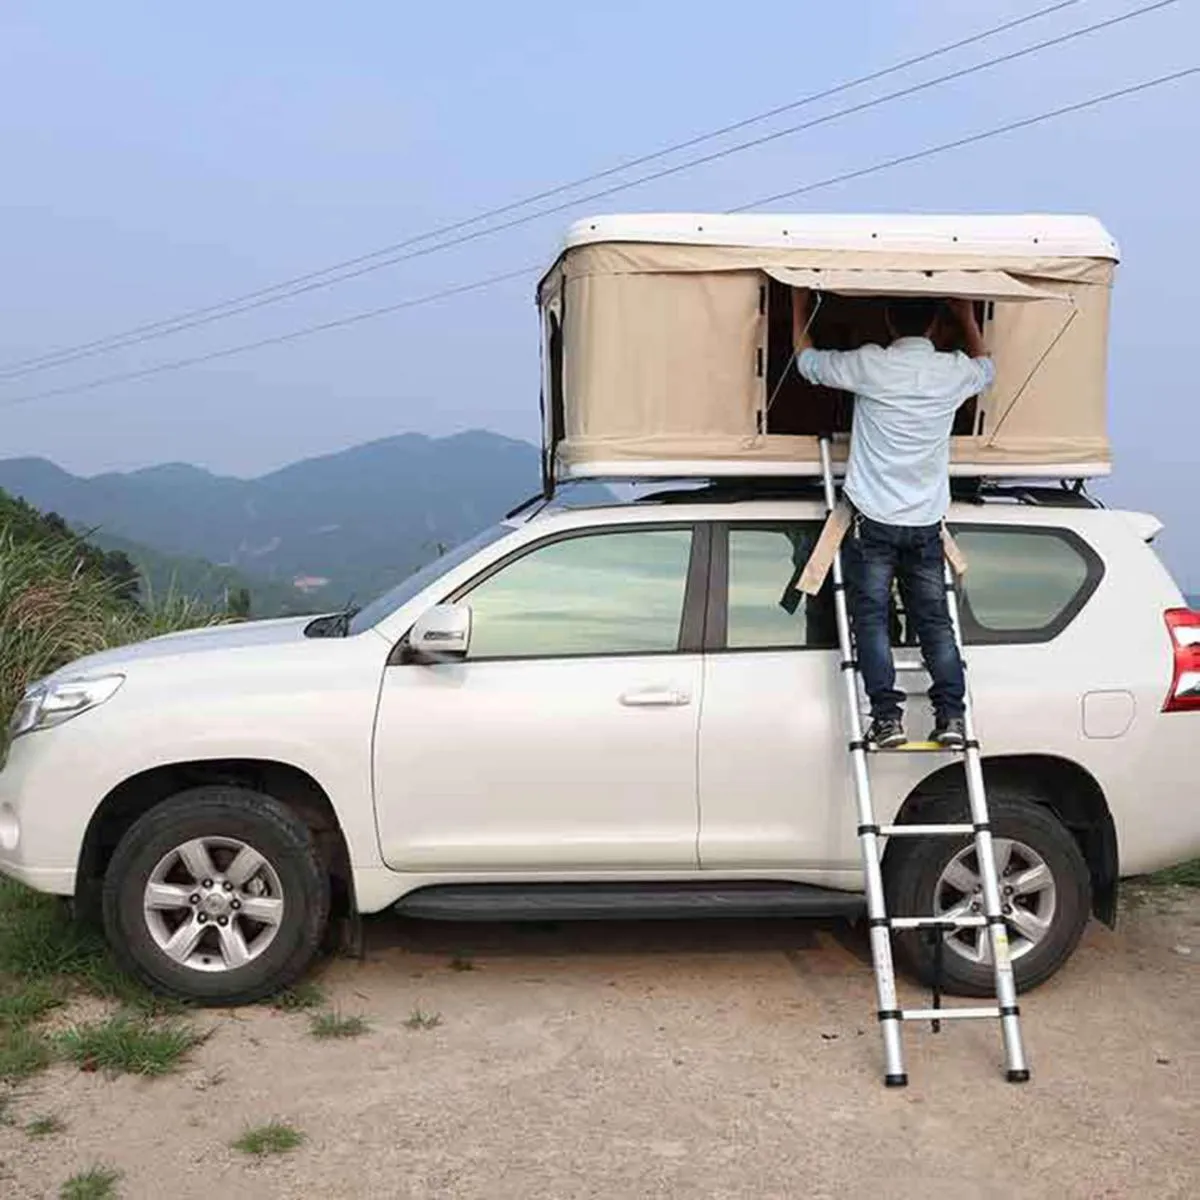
[508, 478, 1105, 521]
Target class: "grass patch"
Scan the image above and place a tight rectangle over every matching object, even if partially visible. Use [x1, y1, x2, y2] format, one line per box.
[232, 1120, 305, 1157]
[1146, 858, 1200, 887]
[272, 982, 326, 1012]
[0, 880, 180, 1016]
[27, 1112, 67, 1138]
[403, 1007, 443, 1032]
[309, 1011, 369, 1040]
[0, 1025, 54, 1083]
[59, 1165, 121, 1200]
[56, 1015, 205, 1077]
[0, 978, 65, 1027]
[0, 881, 107, 981]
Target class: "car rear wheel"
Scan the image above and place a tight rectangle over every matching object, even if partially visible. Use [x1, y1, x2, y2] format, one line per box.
[883, 788, 1092, 997]
[102, 786, 330, 1005]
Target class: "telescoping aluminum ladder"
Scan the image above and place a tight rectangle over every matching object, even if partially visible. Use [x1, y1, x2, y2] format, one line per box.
[817, 436, 1030, 1088]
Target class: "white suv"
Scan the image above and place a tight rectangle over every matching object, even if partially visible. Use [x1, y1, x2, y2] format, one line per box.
[2, 484, 1198, 1005]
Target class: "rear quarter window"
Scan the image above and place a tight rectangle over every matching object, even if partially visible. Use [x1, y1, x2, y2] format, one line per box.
[949, 525, 1103, 645]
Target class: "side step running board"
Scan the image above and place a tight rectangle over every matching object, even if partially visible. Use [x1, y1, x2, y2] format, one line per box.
[395, 881, 867, 922]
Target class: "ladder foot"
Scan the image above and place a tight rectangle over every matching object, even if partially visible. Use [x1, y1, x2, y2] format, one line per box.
[884, 1073, 908, 1088]
[1006, 1068, 1031, 1084]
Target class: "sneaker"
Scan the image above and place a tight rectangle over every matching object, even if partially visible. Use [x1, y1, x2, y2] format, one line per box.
[931, 717, 966, 748]
[866, 717, 907, 749]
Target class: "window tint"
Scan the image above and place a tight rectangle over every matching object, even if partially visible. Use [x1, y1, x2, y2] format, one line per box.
[464, 528, 693, 660]
[952, 527, 1094, 635]
[726, 525, 836, 650]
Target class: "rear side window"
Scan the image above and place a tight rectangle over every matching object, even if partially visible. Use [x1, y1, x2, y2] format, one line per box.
[725, 525, 836, 649]
[950, 525, 1102, 643]
[713, 521, 1101, 652]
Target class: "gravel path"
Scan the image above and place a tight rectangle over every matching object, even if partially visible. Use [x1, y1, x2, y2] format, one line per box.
[3, 888, 1196, 1199]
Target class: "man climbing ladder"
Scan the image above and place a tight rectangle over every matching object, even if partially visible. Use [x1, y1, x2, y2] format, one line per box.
[793, 292, 992, 749]
[793, 288, 1030, 1086]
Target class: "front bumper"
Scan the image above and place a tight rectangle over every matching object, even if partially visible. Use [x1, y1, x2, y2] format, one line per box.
[0, 733, 88, 896]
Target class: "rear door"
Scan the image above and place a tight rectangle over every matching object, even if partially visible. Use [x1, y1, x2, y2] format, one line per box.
[696, 519, 859, 875]
[695, 515, 1109, 879]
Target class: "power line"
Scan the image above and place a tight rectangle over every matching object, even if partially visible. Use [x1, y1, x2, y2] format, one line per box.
[0, 0, 1088, 379]
[5, 0, 1173, 383]
[732, 66, 1198, 210]
[4, 63, 1194, 412]
[0, 267, 541, 409]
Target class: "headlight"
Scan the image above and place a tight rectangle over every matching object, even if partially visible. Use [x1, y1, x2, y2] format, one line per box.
[7, 674, 125, 739]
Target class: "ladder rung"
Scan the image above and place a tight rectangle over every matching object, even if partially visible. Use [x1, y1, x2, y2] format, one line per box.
[900, 1007, 1001, 1022]
[879, 823, 974, 837]
[888, 915, 988, 930]
[868, 741, 962, 754]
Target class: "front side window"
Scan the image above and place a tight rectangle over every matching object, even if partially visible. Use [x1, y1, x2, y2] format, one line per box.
[463, 528, 694, 660]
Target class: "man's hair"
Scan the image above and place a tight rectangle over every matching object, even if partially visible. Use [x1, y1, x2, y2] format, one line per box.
[885, 297, 942, 339]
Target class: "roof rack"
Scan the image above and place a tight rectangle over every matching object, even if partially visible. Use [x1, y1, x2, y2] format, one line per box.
[536, 474, 1103, 512]
[950, 478, 1103, 509]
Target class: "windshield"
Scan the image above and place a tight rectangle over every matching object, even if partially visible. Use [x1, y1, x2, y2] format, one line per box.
[346, 523, 513, 636]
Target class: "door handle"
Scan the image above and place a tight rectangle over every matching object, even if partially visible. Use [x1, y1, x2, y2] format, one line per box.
[619, 687, 691, 707]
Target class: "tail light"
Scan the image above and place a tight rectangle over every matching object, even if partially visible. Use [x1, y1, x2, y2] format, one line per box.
[1163, 608, 1200, 712]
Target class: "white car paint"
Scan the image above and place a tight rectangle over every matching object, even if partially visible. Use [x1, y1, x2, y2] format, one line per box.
[1, 496, 1198, 916]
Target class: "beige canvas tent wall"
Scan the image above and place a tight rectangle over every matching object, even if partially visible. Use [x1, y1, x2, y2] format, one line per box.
[536, 213, 1119, 488]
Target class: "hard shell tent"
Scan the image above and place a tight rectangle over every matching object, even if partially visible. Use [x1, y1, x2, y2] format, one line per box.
[535, 213, 1119, 489]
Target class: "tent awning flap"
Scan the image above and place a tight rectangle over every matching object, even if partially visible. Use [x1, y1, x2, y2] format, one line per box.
[763, 266, 1066, 303]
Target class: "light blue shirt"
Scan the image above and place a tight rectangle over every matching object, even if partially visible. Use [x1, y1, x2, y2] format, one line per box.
[797, 338, 994, 526]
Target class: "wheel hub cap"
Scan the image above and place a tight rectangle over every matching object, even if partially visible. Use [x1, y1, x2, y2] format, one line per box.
[200, 891, 230, 918]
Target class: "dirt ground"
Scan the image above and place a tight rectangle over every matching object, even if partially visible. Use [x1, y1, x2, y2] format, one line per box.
[2, 887, 1197, 1200]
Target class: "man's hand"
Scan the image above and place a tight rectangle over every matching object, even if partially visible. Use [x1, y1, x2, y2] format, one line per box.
[792, 289, 814, 354]
[948, 297, 986, 358]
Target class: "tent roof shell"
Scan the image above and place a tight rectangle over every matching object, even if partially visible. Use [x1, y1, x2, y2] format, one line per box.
[555, 212, 1120, 264]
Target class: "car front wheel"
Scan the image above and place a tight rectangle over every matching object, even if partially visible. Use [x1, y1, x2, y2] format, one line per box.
[883, 789, 1092, 997]
[102, 786, 330, 1005]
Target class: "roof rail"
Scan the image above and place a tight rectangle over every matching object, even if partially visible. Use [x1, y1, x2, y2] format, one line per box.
[545, 474, 1103, 511]
[950, 478, 1103, 509]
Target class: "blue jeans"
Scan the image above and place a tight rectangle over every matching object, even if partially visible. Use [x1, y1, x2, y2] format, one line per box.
[843, 513, 965, 723]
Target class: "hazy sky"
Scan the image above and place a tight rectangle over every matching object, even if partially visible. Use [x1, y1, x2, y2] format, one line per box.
[1, 1, 1197, 581]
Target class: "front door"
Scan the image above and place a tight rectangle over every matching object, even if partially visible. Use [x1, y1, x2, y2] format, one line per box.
[373, 524, 705, 872]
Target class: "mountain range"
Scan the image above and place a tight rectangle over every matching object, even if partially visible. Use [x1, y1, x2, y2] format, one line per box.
[2, 430, 1194, 620]
[0, 430, 542, 612]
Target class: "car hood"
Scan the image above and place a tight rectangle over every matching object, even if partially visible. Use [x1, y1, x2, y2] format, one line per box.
[46, 615, 322, 681]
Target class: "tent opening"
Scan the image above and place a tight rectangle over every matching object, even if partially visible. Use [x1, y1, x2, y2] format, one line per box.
[762, 279, 988, 438]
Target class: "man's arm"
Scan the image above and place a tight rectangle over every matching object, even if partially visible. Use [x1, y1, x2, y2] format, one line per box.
[792, 288, 814, 353]
[948, 297, 995, 393]
[949, 298, 987, 359]
[793, 291, 872, 392]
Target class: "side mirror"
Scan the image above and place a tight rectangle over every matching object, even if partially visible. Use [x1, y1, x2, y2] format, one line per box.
[405, 603, 471, 663]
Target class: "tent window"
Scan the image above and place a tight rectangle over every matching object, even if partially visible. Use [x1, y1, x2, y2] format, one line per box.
[547, 309, 565, 449]
[763, 279, 984, 438]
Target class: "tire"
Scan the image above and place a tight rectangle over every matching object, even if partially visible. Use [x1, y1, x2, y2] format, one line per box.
[883, 787, 1091, 997]
[102, 786, 330, 1006]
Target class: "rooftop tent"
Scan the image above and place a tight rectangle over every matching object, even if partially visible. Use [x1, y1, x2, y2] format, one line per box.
[535, 213, 1119, 487]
